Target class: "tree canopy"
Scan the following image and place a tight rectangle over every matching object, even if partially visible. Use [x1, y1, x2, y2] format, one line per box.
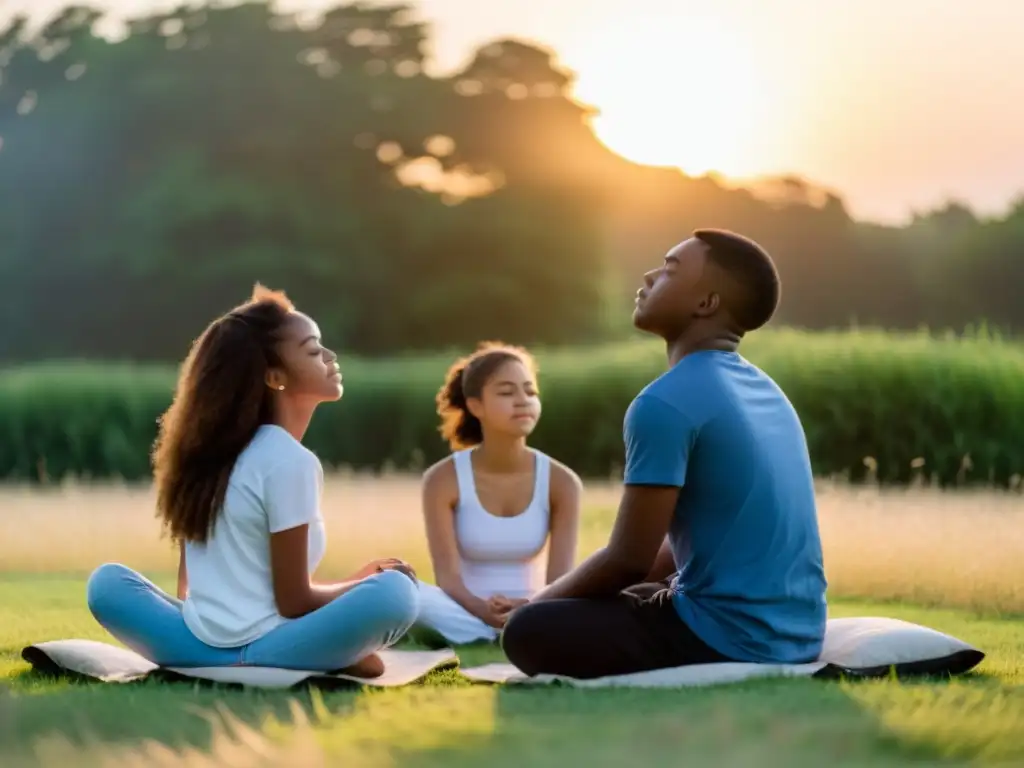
[0, 3, 1020, 361]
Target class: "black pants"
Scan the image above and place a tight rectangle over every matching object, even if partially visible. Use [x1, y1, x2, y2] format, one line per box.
[500, 582, 729, 679]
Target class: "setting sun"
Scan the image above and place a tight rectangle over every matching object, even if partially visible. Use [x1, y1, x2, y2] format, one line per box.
[566, 11, 770, 177]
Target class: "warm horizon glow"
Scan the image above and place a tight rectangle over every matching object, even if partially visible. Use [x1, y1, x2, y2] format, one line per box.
[569, 12, 769, 177]
[8, 0, 1024, 223]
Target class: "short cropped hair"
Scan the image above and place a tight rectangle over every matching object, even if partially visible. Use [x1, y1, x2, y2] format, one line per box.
[694, 228, 780, 332]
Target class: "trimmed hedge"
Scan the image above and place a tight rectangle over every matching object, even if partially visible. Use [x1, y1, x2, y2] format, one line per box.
[2, 329, 1023, 487]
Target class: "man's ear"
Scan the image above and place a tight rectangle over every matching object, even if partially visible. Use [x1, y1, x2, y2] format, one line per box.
[694, 292, 720, 318]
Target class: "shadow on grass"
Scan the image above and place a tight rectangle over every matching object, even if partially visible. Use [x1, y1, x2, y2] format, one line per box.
[415, 666, 1024, 767]
[2, 637, 485, 761]
[3, 610, 1017, 768]
[6, 662, 1018, 768]
[3, 666, 357, 753]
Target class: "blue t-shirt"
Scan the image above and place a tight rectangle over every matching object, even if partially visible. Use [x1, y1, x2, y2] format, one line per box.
[623, 350, 827, 664]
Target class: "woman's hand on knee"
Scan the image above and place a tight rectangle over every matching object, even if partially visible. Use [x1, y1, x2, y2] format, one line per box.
[355, 558, 417, 583]
[382, 561, 417, 583]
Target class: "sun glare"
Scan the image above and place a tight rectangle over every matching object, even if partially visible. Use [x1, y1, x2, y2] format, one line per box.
[567, 12, 768, 178]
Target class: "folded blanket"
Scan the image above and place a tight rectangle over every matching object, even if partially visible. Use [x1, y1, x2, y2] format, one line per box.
[21, 639, 458, 690]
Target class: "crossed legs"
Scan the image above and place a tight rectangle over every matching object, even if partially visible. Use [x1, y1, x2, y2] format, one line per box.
[86, 562, 419, 672]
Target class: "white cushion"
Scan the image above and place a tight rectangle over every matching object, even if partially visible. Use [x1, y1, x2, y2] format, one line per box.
[23, 639, 157, 682]
[460, 616, 985, 689]
[817, 616, 984, 675]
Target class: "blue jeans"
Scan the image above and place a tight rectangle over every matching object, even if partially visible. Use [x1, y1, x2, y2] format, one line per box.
[86, 563, 419, 670]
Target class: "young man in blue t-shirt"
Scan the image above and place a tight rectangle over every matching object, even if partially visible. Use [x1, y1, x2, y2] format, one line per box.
[501, 229, 828, 679]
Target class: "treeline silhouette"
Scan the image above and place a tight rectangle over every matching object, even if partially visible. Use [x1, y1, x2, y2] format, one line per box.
[0, 2, 1021, 361]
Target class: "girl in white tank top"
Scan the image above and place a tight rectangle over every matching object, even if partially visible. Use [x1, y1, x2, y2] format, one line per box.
[414, 342, 582, 646]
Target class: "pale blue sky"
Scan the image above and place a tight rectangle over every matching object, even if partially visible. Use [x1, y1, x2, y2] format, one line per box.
[8, 0, 1024, 224]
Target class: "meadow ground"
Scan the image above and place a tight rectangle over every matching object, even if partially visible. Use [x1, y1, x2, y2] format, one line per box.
[2, 476, 1023, 766]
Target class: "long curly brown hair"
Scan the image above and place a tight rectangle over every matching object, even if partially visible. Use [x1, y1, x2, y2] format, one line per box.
[152, 284, 295, 544]
[435, 341, 537, 450]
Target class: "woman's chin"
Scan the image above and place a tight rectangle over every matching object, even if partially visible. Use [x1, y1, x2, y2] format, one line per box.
[509, 418, 537, 436]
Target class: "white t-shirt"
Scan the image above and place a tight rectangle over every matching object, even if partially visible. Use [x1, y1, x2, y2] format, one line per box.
[181, 424, 327, 648]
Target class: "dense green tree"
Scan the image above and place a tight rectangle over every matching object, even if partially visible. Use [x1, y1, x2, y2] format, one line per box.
[0, 2, 1020, 362]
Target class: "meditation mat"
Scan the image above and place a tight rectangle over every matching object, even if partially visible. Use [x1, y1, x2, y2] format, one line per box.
[21, 639, 458, 690]
[461, 617, 985, 689]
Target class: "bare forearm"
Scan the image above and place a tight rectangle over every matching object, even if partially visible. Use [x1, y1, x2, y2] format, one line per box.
[438, 576, 490, 618]
[533, 548, 644, 602]
[287, 579, 362, 617]
[545, 565, 573, 586]
[546, 479, 581, 585]
[176, 545, 188, 600]
[545, 551, 576, 585]
[645, 537, 677, 582]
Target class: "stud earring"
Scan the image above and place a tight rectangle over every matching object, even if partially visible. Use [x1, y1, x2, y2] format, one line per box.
[277, 385, 285, 391]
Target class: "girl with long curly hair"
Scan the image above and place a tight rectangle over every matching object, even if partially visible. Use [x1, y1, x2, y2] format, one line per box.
[85, 285, 418, 677]
[412, 342, 582, 647]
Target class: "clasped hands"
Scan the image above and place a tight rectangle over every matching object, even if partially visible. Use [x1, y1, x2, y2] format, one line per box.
[350, 559, 528, 630]
[478, 594, 529, 629]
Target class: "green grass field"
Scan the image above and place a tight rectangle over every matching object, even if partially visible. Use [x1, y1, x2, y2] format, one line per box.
[3, 477, 1023, 766]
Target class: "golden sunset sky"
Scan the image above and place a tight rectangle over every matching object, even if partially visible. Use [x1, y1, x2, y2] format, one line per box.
[9, 0, 1024, 223]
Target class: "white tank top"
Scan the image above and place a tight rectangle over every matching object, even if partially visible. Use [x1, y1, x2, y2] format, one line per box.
[452, 447, 551, 600]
